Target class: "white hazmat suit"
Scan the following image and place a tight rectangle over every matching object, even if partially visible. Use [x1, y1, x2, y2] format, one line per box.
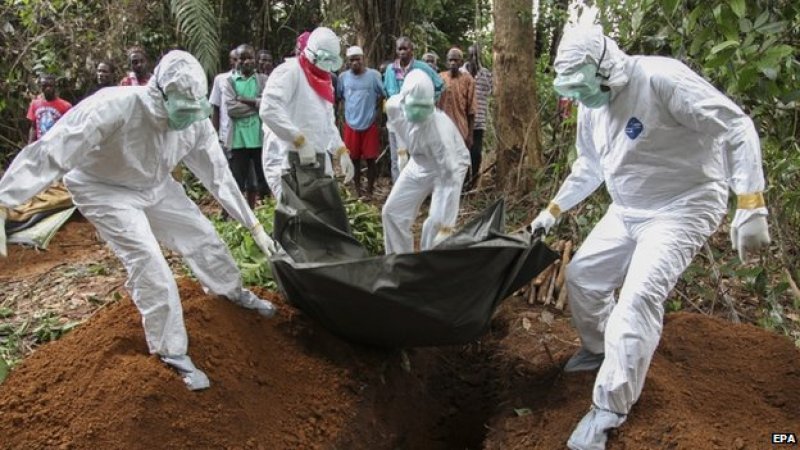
[259, 27, 353, 199]
[261, 126, 288, 200]
[529, 26, 770, 449]
[382, 70, 470, 254]
[0, 51, 277, 391]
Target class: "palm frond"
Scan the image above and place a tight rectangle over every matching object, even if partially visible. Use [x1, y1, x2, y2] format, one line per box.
[169, 0, 219, 77]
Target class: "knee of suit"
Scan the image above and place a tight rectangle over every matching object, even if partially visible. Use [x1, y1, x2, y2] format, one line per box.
[564, 258, 589, 291]
[382, 206, 413, 228]
[120, 244, 171, 277]
[605, 296, 665, 341]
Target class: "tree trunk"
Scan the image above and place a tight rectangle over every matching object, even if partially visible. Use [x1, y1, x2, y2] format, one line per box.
[492, 0, 542, 194]
[351, 0, 410, 68]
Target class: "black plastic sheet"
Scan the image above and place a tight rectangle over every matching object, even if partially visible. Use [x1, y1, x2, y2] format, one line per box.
[270, 155, 559, 347]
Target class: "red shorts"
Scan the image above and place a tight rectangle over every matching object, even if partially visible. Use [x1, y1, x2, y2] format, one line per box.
[343, 122, 380, 160]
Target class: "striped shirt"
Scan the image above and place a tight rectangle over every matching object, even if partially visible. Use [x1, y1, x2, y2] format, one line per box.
[471, 67, 492, 130]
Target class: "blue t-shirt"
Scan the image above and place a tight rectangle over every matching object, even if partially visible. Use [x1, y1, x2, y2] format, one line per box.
[336, 68, 384, 131]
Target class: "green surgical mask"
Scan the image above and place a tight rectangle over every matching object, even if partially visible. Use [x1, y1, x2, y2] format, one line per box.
[403, 102, 434, 123]
[553, 64, 609, 109]
[579, 89, 610, 108]
[310, 48, 343, 72]
[164, 93, 212, 130]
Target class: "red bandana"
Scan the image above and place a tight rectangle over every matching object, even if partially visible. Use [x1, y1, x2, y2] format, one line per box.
[299, 55, 334, 103]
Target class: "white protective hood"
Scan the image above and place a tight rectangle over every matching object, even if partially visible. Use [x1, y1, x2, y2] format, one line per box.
[303, 27, 341, 65]
[554, 24, 631, 90]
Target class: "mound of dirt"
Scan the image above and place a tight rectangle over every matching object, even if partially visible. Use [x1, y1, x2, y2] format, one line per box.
[0, 279, 361, 449]
[483, 305, 800, 450]
[1, 272, 799, 449]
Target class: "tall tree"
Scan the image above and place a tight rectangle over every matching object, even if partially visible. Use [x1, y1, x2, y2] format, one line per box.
[349, 0, 410, 68]
[492, 0, 542, 194]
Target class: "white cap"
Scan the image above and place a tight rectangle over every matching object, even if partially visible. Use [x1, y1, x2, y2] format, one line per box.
[346, 45, 364, 57]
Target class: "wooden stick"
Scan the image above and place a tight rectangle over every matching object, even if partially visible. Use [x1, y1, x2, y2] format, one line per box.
[784, 268, 800, 302]
[540, 260, 559, 304]
[555, 240, 573, 288]
[537, 265, 552, 303]
[555, 283, 568, 310]
[544, 265, 558, 305]
[533, 264, 554, 286]
[527, 283, 538, 305]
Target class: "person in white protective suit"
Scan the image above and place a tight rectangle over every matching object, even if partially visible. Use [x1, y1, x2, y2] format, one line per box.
[259, 27, 354, 200]
[382, 70, 470, 254]
[260, 126, 287, 200]
[0, 51, 279, 392]
[528, 25, 771, 449]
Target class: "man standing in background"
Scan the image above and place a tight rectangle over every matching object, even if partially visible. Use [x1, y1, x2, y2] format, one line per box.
[437, 47, 476, 169]
[422, 52, 439, 72]
[223, 44, 269, 209]
[462, 44, 492, 190]
[27, 74, 72, 144]
[383, 37, 444, 182]
[210, 48, 239, 161]
[337, 45, 384, 199]
[257, 49, 274, 76]
[119, 46, 152, 86]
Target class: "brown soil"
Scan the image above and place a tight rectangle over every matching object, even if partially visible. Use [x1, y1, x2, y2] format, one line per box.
[0, 280, 361, 449]
[0, 216, 106, 281]
[1, 218, 799, 449]
[483, 302, 800, 450]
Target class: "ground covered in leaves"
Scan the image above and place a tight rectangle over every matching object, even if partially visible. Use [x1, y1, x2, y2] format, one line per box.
[1, 214, 799, 449]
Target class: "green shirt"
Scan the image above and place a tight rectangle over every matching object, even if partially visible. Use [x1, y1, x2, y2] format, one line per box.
[231, 73, 262, 149]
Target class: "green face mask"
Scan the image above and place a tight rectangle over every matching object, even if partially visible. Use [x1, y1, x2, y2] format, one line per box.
[403, 102, 434, 123]
[553, 64, 610, 109]
[310, 48, 343, 72]
[164, 93, 212, 130]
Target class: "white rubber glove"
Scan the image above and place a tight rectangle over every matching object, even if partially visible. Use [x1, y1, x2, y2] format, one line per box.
[0, 208, 6, 258]
[529, 208, 557, 234]
[730, 211, 770, 262]
[397, 148, 409, 172]
[294, 134, 316, 165]
[252, 223, 276, 257]
[336, 147, 355, 184]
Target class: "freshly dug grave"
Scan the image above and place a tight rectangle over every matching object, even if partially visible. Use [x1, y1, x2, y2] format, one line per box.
[483, 302, 800, 450]
[0, 278, 499, 450]
[1, 275, 798, 449]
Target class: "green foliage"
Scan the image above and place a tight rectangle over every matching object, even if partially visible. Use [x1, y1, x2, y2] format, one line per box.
[213, 195, 384, 288]
[169, 0, 219, 76]
[212, 201, 277, 289]
[0, 311, 79, 371]
[181, 166, 208, 203]
[0, 357, 7, 384]
[533, 0, 798, 336]
[342, 191, 385, 255]
[30, 312, 80, 343]
[0, 0, 178, 160]
[326, 0, 492, 66]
